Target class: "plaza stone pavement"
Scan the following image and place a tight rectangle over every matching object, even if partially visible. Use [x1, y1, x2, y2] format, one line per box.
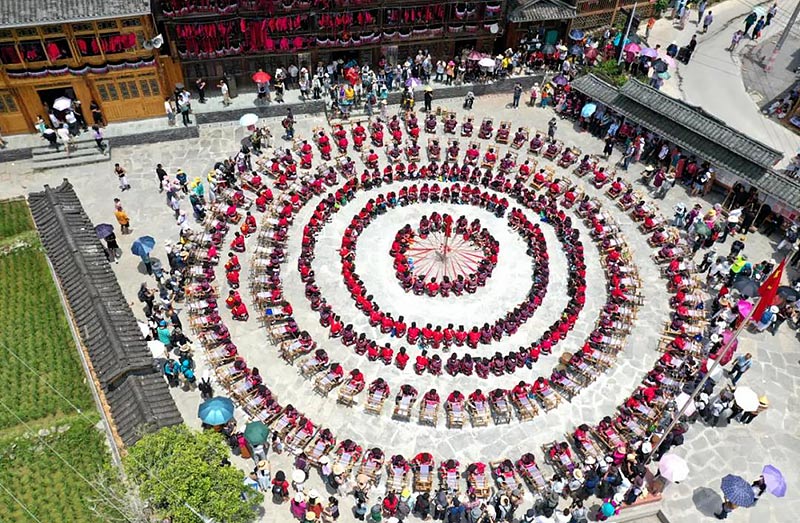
[0, 93, 798, 522]
[646, 0, 800, 164]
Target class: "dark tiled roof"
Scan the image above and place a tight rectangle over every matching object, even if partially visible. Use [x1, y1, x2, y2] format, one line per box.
[508, 0, 576, 23]
[619, 81, 782, 169]
[107, 373, 184, 446]
[571, 75, 795, 202]
[1, 0, 150, 28]
[28, 179, 181, 447]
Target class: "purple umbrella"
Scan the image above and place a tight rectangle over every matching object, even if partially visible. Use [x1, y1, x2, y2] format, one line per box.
[641, 47, 658, 58]
[405, 77, 422, 88]
[552, 75, 568, 86]
[762, 465, 787, 497]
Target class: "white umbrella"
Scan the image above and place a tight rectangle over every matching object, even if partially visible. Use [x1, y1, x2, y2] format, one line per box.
[52, 97, 73, 111]
[239, 113, 259, 127]
[675, 392, 696, 416]
[658, 454, 689, 482]
[478, 57, 495, 68]
[734, 386, 759, 411]
[291, 469, 306, 483]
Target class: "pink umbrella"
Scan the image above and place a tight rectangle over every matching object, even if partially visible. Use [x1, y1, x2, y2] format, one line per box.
[721, 330, 738, 352]
[641, 47, 658, 58]
[737, 300, 753, 318]
[624, 42, 641, 53]
[661, 55, 676, 68]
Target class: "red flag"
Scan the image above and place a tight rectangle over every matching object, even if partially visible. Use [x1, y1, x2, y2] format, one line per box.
[751, 258, 786, 322]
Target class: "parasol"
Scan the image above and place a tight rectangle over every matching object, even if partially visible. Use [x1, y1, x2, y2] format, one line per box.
[733, 386, 759, 411]
[239, 113, 259, 127]
[569, 29, 585, 40]
[243, 422, 270, 445]
[601, 502, 615, 517]
[94, 223, 115, 239]
[292, 469, 306, 483]
[52, 97, 73, 111]
[552, 75, 568, 86]
[198, 396, 235, 425]
[467, 50, 485, 61]
[693, 221, 711, 236]
[542, 44, 556, 55]
[423, 85, 433, 92]
[658, 71, 672, 80]
[721, 330, 738, 352]
[581, 103, 597, 118]
[624, 42, 641, 53]
[585, 47, 598, 60]
[661, 55, 677, 68]
[627, 34, 642, 44]
[721, 474, 756, 507]
[130, 235, 156, 257]
[641, 47, 658, 58]
[732, 277, 759, 298]
[478, 57, 496, 68]
[777, 285, 800, 302]
[762, 465, 787, 497]
[652, 59, 669, 73]
[252, 71, 271, 84]
[674, 392, 696, 417]
[658, 453, 689, 482]
[405, 77, 423, 88]
[569, 44, 583, 56]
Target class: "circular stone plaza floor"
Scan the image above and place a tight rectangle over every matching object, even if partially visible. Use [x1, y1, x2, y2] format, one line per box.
[3, 92, 798, 523]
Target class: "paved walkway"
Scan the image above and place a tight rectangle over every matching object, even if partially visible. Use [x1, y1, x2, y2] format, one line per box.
[2, 92, 798, 522]
[647, 0, 800, 164]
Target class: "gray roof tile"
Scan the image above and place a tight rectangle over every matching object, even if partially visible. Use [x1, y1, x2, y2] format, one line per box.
[1, 0, 150, 28]
[28, 179, 182, 447]
[508, 0, 576, 22]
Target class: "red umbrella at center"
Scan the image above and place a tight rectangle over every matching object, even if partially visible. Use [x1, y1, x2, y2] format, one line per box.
[252, 71, 271, 84]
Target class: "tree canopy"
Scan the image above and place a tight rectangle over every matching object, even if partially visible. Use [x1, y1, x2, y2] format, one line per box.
[124, 425, 262, 523]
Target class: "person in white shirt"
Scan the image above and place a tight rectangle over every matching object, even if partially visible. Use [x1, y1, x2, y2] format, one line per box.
[56, 124, 72, 155]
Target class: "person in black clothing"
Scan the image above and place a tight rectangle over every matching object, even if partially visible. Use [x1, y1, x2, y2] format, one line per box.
[685, 35, 698, 63]
[424, 89, 433, 112]
[195, 78, 207, 103]
[156, 163, 168, 192]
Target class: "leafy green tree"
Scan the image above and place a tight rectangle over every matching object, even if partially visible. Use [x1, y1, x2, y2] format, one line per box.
[124, 426, 262, 523]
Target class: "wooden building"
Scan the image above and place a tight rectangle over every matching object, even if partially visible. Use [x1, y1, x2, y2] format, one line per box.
[570, 0, 654, 32]
[0, 0, 183, 134]
[505, 0, 576, 49]
[153, 0, 508, 87]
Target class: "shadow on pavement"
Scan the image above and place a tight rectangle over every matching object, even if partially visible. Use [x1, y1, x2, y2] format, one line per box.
[692, 486, 722, 517]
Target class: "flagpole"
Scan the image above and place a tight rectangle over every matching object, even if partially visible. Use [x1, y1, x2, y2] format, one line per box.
[644, 258, 786, 467]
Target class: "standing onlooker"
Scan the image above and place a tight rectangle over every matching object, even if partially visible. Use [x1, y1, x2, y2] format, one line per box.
[35, 115, 47, 135]
[702, 11, 714, 33]
[728, 30, 744, 51]
[729, 353, 752, 384]
[715, 499, 736, 519]
[739, 396, 768, 424]
[57, 124, 72, 156]
[92, 125, 107, 154]
[685, 35, 698, 63]
[547, 117, 557, 141]
[114, 163, 131, 191]
[155, 164, 168, 191]
[89, 100, 104, 126]
[178, 96, 192, 126]
[114, 205, 131, 234]
[218, 79, 231, 106]
[65, 109, 79, 136]
[512, 82, 523, 108]
[165, 96, 176, 125]
[424, 88, 433, 112]
[195, 77, 207, 103]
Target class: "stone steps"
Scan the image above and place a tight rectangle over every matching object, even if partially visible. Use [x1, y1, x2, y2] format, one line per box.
[31, 137, 111, 172]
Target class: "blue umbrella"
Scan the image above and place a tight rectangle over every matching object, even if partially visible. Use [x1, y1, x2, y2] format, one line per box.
[198, 396, 235, 425]
[552, 75, 568, 86]
[721, 474, 756, 507]
[581, 103, 597, 118]
[130, 235, 156, 257]
[95, 223, 115, 239]
[569, 29, 584, 40]
[762, 465, 787, 497]
[569, 44, 583, 56]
